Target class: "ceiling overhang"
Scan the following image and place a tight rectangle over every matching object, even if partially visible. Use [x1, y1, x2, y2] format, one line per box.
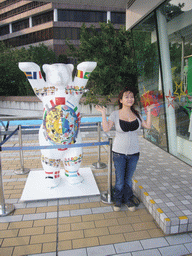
[35, 0, 127, 9]
[126, 0, 166, 30]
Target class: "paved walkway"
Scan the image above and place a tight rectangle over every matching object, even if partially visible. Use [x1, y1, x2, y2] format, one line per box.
[0, 128, 192, 256]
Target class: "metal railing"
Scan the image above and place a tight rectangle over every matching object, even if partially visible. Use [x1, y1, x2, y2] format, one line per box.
[0, 128, 15, 216]
[14, 125, 30, 175]
[100, 137, 113, 204]
[92, 122, 107, 169]
[0, 121, 114, 216]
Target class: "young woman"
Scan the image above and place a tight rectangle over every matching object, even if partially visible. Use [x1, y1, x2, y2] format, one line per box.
[95, 87, 154, 212]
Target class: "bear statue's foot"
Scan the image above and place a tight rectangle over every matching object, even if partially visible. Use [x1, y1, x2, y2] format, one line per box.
[65, 173, 83, 185]
[45, 176, 61, 188]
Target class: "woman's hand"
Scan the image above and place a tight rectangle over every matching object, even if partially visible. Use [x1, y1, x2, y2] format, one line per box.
[95, 105, 106, 115]
[95, 105, 113, 132]
[142, 104, 156, 129]
[146, 104, 156, 112]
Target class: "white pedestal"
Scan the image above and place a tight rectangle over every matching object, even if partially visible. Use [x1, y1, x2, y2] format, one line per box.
[20, 168, 100, 202]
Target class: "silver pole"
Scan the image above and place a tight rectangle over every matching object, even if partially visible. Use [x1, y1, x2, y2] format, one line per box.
[181, 36, 185, 83]
[156, 7, 177, 155]
[0, 128, 15, 216]
[92, 122, 107, 169]
[14, 125, 30, 175]
[101, 137, 113, 204]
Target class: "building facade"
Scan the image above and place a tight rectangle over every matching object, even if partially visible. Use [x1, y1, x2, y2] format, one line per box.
[126, 0, 192, 165]
[0, 0, 125, 55]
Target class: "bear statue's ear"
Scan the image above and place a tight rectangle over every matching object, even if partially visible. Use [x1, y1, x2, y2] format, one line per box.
[42, 64, 50, 74]
[67, 64, 74, 73]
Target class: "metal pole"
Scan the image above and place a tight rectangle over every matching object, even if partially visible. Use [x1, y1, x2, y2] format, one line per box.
[14, 125, 30, 175]
[0, 128, 15, 216]
[156, 7, 177, 155]
[181, 36, 185, 83]
[101, 137, 113, 204]
[92, 122, 107, 169]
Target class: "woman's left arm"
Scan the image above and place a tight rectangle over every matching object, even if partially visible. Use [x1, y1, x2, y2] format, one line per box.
[141, 104, 155, 129]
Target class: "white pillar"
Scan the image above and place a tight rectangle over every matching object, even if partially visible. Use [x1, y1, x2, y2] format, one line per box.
[9, 23, 12, 34]
[107, 11, 111, 23]
[156, 7, 177, 155]
[54, 9, 58, 22]
[29, 16, 32, 28]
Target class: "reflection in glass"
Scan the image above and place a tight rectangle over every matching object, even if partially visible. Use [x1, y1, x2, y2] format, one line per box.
[164, 0, 192, 164]
[132, 13, 168, 151]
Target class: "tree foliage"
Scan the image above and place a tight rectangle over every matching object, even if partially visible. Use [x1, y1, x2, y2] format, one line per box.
[0, 43, 57, 96]
[165, 0, 184, 21]
[67, 22, 137, 96]
[132, 31, 159, 80]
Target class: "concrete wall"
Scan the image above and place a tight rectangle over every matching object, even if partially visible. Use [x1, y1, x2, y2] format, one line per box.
[0, 96, 118, 118]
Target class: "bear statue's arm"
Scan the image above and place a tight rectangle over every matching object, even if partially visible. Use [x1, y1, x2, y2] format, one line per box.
[73, 62, 97, 101]
[19, 62, 46, 101]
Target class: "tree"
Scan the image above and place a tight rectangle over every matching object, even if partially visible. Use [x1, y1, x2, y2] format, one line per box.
[0, 43, 57, 96]
[132, 31, 159, 80]
[27, 44, 57, 67]
[66, 22, 137, 96]
[58, 54, 68, 64]
[165, 0, 184, 21]
[0, 43, 29, 96]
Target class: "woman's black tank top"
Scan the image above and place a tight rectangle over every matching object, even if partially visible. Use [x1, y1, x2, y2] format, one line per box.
[119, 119, 139, 132]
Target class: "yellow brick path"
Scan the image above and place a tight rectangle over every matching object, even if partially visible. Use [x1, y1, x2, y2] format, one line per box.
[0, 132, 165, 256]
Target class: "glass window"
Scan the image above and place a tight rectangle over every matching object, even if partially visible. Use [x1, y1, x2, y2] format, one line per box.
[12, 18, 29, 32]
[0, 2, 47, 21]
[162, 0, 192, 164]
[0, 0, 21, 9]
[132, 0, 192, 164]
[0, 25, 9, 36]
[3, 28, 53, 47]
[111, 12, 125, 24]
[71, 27, 80, 40]
[33, 11, 53, 26]
[58, 9, 107, 23]
[132, 12, 168, 151]
[53, 27, 80, 40]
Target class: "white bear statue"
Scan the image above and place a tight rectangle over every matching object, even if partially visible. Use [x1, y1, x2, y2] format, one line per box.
[19, 61, 97, 188]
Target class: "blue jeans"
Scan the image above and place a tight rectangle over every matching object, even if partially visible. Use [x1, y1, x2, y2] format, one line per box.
[113, 152, 139, 204]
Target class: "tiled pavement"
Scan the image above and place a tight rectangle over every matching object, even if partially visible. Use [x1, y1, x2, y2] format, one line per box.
[133, 139, 192, 235]
[1, 128, 192, 255]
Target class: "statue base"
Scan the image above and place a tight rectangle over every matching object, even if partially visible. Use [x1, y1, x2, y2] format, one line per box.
[64, 174, 84, 185]
[20, 168, 100, 202]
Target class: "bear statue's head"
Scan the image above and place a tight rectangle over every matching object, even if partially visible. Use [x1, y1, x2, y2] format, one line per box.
[43, 63, 74, 87]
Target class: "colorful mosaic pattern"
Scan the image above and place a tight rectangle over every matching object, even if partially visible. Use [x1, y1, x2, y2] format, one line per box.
[24, 71, 42, 80]
[65, 85, 85, 95]
[64, 155, 83, 166]
[140, 89, 162, 117]
[65, 170, 81, 178]
[41, 155, 61, 168]
[45, 170, 60, 179]
[43, 105, 78, 145]
[77, 70, 91, 79]
[34, 86, 58, 96]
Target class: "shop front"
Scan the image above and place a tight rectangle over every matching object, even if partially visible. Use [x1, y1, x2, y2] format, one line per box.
[126, 0, 192, 165]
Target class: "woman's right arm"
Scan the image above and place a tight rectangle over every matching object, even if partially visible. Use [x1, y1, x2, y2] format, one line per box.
[95, 105, 114, 132]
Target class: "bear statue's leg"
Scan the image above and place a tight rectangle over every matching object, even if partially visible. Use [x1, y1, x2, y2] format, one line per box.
[63, 132, 83, 185]
[39, 125, 62, 188]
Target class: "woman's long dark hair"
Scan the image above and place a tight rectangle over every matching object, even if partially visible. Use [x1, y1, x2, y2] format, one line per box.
[118, 87, 141, 121]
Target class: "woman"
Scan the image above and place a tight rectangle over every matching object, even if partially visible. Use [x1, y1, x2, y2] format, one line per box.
[95, 87, 154, 212]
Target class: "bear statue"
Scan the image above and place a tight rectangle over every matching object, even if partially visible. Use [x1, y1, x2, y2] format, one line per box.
[19, 61, 97, 188]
